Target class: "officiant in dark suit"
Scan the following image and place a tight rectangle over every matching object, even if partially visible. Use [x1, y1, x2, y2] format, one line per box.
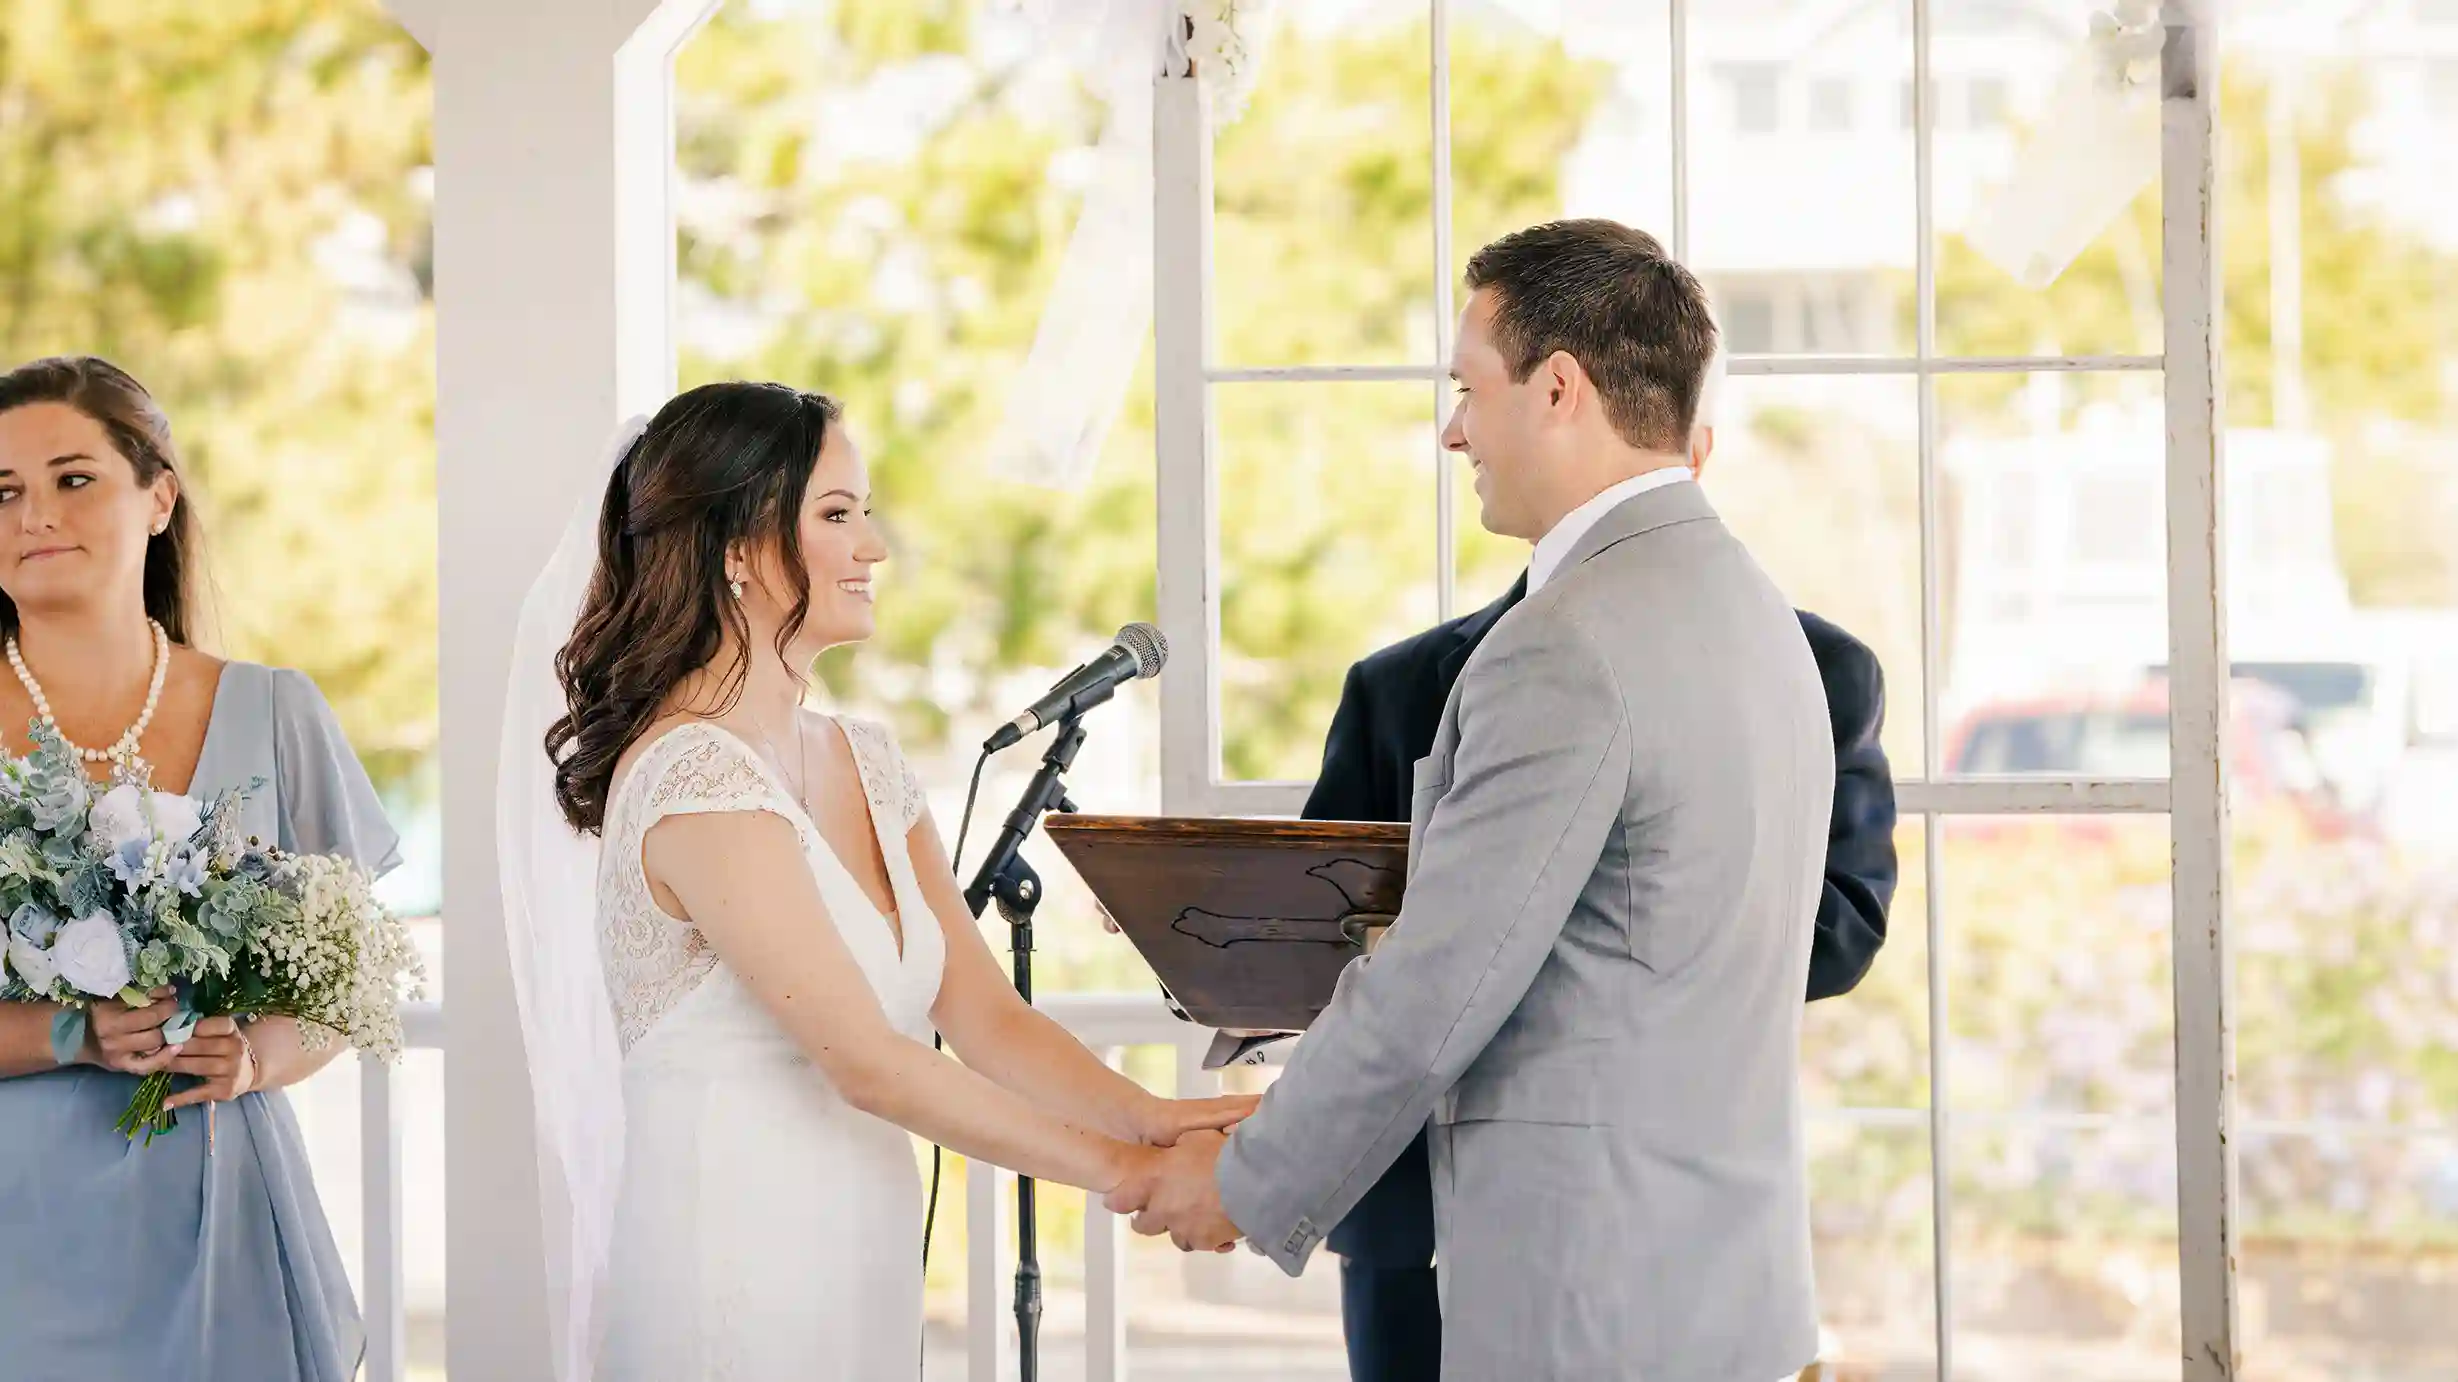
[1299, 351, 1900, 1382]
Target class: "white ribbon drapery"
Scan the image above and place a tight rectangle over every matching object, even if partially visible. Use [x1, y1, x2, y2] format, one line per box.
[990, 1, 1269, 490]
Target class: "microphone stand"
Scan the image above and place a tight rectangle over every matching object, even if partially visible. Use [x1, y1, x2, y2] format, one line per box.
[961, 712, 1088, 1382]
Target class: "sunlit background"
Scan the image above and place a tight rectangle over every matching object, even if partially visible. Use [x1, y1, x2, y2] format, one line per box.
[5, 0, 2454, 1378]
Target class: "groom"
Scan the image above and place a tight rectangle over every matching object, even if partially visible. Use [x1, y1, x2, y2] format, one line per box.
[1108, 219, 1835, 1380]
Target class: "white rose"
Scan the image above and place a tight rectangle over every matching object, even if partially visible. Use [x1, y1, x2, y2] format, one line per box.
[51, 913, 132, 998]
[86, 785, 203, 854]
[7, 935, 58, 993]
[148, 791, 203, 844]
[89, 784, 153, 856]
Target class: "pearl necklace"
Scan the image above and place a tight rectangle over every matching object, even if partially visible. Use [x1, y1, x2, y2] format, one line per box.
[7, 619, 171, 777]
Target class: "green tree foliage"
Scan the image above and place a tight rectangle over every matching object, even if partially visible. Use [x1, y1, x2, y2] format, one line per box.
[675, 5, 1607, 781]
[0, 0, 436, 787]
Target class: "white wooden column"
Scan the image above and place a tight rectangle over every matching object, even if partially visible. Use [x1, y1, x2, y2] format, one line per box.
[1153, 70, 1221, 815]
[402, 0, 717, 1374]
[2161, 6, 2241, 1378]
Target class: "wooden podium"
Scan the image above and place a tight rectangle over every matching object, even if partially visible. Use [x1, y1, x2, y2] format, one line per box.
[1042, 815, 1410, 1034]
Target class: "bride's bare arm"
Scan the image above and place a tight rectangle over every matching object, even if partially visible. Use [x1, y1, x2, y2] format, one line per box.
[646, 805, 1148, 1194]
[909, 816, 1257, 1147]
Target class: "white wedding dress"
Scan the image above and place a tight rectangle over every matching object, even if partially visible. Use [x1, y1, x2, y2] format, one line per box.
[592, 718, 947, 1380]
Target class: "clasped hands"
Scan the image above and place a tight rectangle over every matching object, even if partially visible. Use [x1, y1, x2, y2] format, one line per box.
[1114, 1109, 1247, 1254]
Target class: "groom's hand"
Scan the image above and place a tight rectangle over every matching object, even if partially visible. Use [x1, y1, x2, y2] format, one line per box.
[1136, 1091, 1261, 1146]
[1107, 1130, 1241, 1252]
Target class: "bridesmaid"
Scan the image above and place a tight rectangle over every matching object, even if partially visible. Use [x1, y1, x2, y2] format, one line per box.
[0, 356, 401, 1381]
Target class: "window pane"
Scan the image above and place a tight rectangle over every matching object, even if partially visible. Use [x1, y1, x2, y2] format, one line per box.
[2211, 52, 2458, 1373]
[1967, 76, 2008, 129]
[1949, 1119, 2182, 1375]
[1218, 380, 1439, 783]
[1937, 371, 2169, 778]
[2232, 809, 2458, 1379]
[1723, 61, 1783, 134]
[2211, 33, 2458, 849]
[1931, 0, 2164, 358]
[1942, 815, 2175, 1119]
[1445, 2, 1673, 293]
[2239, 1131, 2458, 1382]
[1809, 1117, 1940, 1377]
[1215, 2, 1437, 368]
[1690, 0, 1915, 357]
[1811, 76, 1857, 132]
[1712, 373, 1927, 775]
[1723, 290, 1779, 354]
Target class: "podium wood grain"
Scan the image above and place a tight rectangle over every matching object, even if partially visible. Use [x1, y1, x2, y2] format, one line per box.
[1042, 815, 1410, 1031]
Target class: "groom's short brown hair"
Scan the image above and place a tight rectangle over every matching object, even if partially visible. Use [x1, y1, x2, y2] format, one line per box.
[1464, 219, 1719, 453]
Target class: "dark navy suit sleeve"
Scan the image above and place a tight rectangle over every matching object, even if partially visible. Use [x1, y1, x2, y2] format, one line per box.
[1807, 628, 1897, 1002]
[1303, 661, 1384, 824]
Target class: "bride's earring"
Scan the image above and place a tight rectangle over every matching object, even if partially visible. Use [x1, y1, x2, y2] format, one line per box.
[729, 576, 745, 600]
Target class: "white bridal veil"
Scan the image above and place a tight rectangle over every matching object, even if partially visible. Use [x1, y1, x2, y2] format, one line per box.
[498, 413, 648, 1382]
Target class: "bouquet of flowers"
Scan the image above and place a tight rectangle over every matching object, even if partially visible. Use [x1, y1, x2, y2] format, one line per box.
[0, 723, 425, 1143]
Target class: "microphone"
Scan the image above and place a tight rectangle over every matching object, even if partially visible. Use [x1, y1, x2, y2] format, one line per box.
[983, 622, 1168, 753]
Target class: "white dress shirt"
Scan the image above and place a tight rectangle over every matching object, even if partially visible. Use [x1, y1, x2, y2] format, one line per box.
[1525, 467, 1694, 594]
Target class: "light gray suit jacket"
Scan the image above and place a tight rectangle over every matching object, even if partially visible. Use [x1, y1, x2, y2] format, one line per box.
[1216, 482, 1834, 1380]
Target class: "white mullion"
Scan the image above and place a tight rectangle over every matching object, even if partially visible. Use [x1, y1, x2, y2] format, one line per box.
[1909, 0, 1955, 1373]
[1155, 71, 1221, 812]
[2161, 8, 2242, 1378]
[1897, 777, 2168, 814]
[1431, 0, 1457, 623]
[1669, 0, 1690, 260]
[1199, 776, 2170, 820]
[1729, 352, 2163, 375]
[1211, 355, 2163, 383]
[1207, 363, 1444, 383]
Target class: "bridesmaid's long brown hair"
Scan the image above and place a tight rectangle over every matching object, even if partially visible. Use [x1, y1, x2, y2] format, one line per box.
[547, 380, 842, 834]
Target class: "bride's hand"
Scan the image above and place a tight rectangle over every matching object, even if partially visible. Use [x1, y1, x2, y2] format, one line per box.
[1138, 1091, 1261, 1146]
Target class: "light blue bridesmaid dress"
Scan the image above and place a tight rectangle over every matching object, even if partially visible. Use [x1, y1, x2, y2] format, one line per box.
[0, 662, 401, 1382]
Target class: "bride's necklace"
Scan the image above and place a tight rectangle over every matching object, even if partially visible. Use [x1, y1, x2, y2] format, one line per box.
[7, 619, 171, 779]
[752, 703, 811, 809]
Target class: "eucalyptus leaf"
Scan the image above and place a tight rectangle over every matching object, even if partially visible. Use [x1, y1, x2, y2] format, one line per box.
[48, 1005, 86, 1067]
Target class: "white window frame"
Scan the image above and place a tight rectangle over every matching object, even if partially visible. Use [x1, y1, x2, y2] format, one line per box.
[1151, 4, 2240, 1376]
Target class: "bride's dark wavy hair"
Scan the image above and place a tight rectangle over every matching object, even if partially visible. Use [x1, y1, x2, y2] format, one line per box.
[548, 380, 842, 834]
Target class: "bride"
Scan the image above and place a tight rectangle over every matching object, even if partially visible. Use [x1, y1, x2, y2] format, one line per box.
[500, 380, 1254, 1380]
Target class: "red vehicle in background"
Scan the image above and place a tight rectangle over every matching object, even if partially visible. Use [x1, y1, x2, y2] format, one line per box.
[1941, 677, 2362, 839]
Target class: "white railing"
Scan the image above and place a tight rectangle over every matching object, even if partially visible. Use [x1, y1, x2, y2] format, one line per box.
[960, 993, 1239, 1382]
[356, 991, 2446, 1382]
[363, 999, 444, 1382]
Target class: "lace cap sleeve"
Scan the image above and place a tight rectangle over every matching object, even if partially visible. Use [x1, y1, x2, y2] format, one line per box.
[839, 716, 929, 832]
[636, 725, 807, 843]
